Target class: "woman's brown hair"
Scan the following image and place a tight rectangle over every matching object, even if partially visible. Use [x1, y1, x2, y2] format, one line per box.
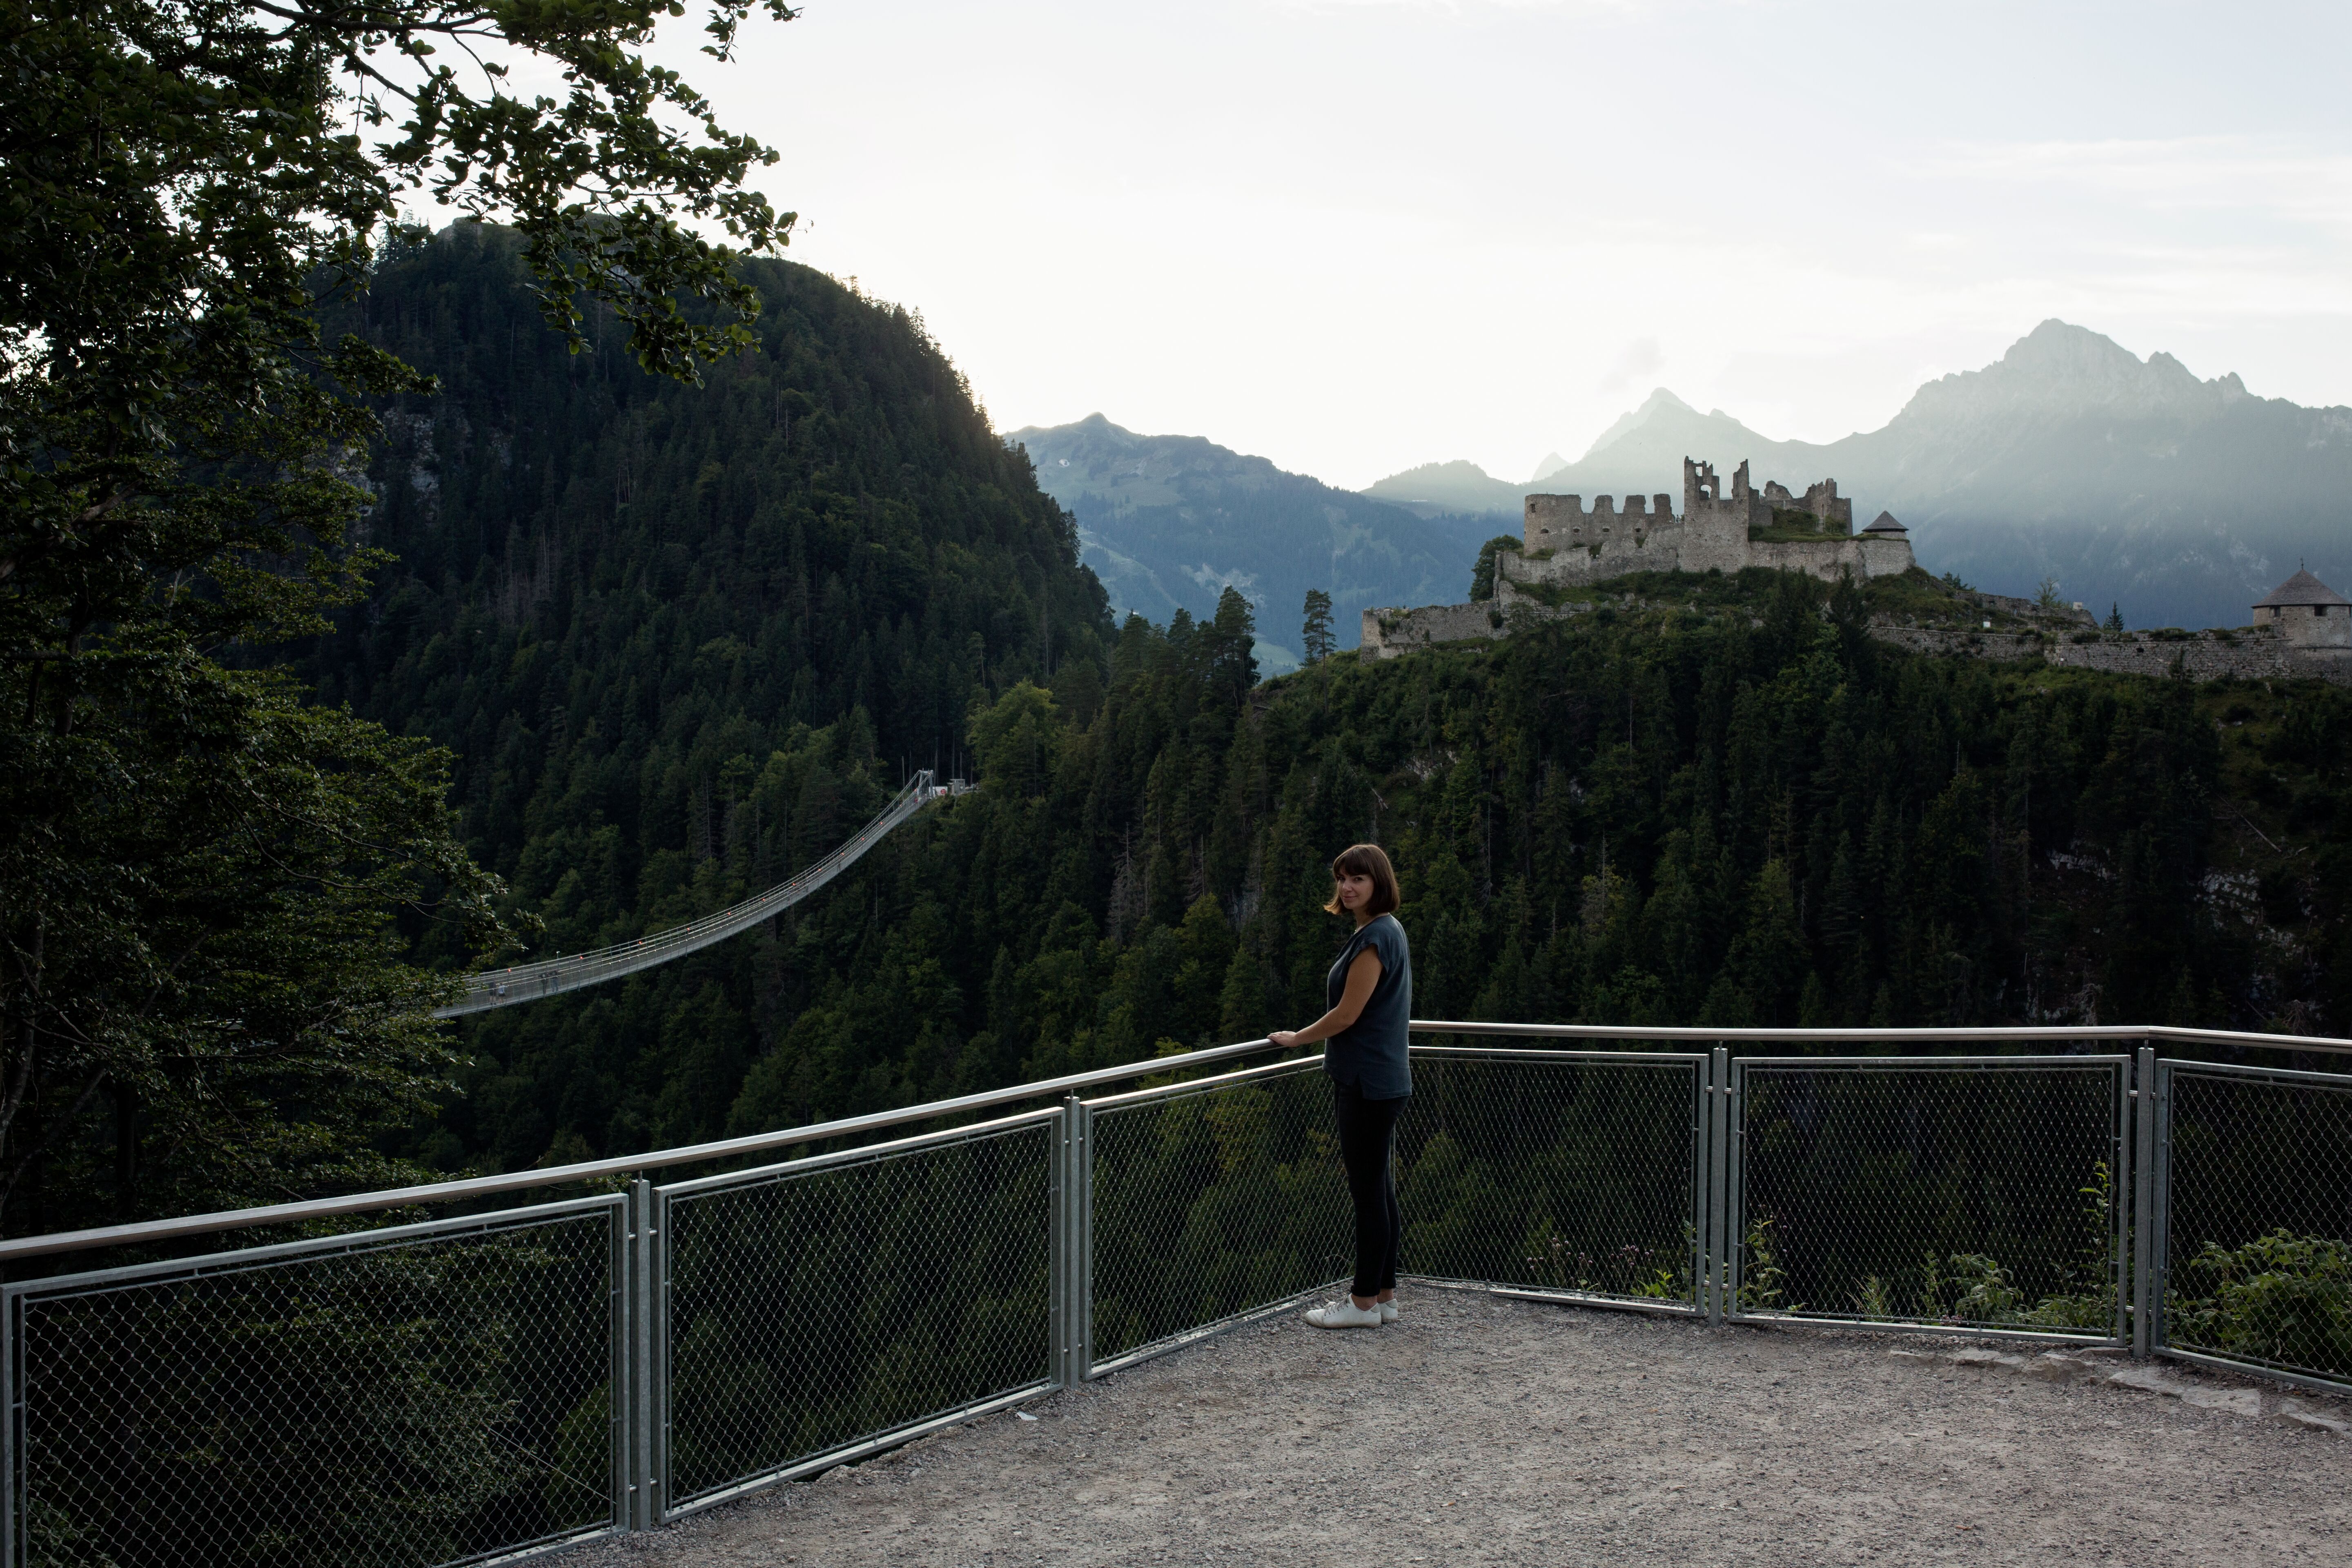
[1324, 843, 1401, 918]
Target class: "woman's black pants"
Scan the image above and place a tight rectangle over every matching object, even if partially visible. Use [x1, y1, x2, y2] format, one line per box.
[1332, 1082, 1407, 1298]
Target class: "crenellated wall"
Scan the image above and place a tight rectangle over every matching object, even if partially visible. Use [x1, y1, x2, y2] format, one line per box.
[1504, 455, 1910, 592]
[1522, 491, 1680, 552]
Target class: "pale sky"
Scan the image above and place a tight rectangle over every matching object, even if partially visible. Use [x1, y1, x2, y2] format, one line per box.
[597, 0, 2352, 490]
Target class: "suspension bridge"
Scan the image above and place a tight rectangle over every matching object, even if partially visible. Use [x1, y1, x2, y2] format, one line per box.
[435, 769, 965, 1017]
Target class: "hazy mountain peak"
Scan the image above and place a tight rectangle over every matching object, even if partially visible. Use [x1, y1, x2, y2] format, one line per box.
[1581, 387, 1697, 459]
[1530, 451, 1570, 482]
[1360, 457, 1524, 517]
[1897, 319, 2250, 427]
[1384, 458, 1500, 485]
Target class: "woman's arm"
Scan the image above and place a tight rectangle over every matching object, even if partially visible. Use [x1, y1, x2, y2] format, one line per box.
[1269, 949, 1382, 1049]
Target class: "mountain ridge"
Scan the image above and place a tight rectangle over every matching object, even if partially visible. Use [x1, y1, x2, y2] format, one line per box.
[1010, 414, 1496, 662]
[1361, 321, 2352, 628]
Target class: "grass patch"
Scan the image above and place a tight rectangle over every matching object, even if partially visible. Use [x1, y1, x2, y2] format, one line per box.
[1749, 506, 1852, 543]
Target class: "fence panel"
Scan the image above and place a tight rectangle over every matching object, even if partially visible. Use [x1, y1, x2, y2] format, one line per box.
[2156, 1060, 2352, 1391]
[1730, 1057, 2128, 1339]
[656, 1112, 1055, 1515]
[29, 1033, 2352, 1561]
[4, 1198, 623, 1568]
[1397, 1049, 1707, 1312]
[1085, 1059, 1350, 1374]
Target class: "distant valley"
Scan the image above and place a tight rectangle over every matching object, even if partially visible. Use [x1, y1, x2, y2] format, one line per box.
[1009, 415, 1501, 666]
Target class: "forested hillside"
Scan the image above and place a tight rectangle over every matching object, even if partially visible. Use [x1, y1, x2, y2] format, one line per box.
[317, 232, 2352, 1180]
[306, 225, 1112, 1166]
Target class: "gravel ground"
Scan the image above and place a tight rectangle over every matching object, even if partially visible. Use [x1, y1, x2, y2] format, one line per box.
[574, 1287, 2352, 1566]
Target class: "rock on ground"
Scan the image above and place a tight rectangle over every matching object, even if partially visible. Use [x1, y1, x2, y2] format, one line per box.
[570, 1289, 2352, 1566]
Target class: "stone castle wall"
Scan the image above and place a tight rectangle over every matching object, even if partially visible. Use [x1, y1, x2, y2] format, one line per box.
[1747, 536, 1915, 583]
[2258, 602, 2352, 649]
[2046, 632, 2348, 684]
[1363, 601, 2352, 684]
[1499, 456, 1912, 593]
[1360, 599, 1587, 659]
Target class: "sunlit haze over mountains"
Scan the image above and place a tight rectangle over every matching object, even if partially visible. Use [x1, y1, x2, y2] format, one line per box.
[578, 0, 2352, 488]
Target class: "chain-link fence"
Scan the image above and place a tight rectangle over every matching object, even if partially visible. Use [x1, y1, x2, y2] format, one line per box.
[3, 1198, 624, 1568]
[1399, 1049, 1706, 1310]
[657, 1111, 1056, 1513]
[1729, 1056, 2129, 1337]
[2154, 1061, 2352, 1389]
[1085, 1058, 1351, 1374]
[10, 1029, 2352, 1565]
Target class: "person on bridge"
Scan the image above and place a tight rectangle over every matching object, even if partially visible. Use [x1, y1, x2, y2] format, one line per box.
[1270, 842, 1413, 1330]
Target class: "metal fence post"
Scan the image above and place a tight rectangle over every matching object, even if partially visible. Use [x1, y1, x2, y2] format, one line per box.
[2147, 1058, 2174, 1361]
[1724, 1052, 1747, 1319]
[1052, 1095, 1086, 1388]
[1707, 1046, 1729, 1325]
[1075, 1099, 1094, 1380]
[2, 1290, 16, 1568]
[612, 1183, 633, 1533]
[1048, 1106, 1065, 1389]
[628, 1178, 658, 1530]
[2109, 1055, 2133, 1348]
[2131, 1045, 2157, 1359]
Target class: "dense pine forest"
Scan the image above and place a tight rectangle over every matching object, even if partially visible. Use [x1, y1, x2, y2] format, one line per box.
[313, 227, 2352, 1180]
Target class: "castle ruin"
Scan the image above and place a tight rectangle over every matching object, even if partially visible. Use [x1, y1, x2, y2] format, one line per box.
[1360, 523, 2352, 689]
[1497, 457, 1913, 601]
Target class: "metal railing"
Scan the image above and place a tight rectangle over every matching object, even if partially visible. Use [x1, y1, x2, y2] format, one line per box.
[4, 1200, 626, 1568]
[4, 1020, 2348, 1566]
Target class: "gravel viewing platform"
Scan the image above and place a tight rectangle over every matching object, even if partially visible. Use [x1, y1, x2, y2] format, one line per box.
[577, 1290, 2352, 1567]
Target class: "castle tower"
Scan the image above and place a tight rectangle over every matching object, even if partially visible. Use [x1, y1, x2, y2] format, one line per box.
[2254, 568, 2352, 648]
[1857, 511, 1914, 578]
[1679, 456, 1748, 574]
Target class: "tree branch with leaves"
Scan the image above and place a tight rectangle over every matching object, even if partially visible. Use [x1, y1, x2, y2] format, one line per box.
[0, 0, 800, 1231]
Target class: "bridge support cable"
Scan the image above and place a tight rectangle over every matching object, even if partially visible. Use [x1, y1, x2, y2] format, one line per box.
[437, 770, 964, 1018]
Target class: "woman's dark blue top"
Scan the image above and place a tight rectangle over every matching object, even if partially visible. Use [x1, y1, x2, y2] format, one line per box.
[1324, 913, 1412, 1100]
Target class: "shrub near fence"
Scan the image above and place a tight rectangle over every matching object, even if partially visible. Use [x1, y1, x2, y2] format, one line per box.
[2, 1023, 2348, 1568]
[2157, 1062, 2352, 1385]
[1398, 1050, 1706, 1308]
[1731, 1057, 2128, 1335]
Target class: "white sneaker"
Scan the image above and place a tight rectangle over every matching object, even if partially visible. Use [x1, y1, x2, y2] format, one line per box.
[1305, 1297, 1383, 1330]
[1380, 1300, 1399, 1324]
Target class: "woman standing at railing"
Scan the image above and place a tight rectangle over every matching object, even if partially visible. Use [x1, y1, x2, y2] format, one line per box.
[1271, 843, 1412, 1330]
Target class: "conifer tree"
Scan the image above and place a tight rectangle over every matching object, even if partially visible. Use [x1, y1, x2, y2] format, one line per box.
[1301, 589, 1335, 664]
[1471, 536, 1522, 601]
[1206, 588, 1261, 707]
